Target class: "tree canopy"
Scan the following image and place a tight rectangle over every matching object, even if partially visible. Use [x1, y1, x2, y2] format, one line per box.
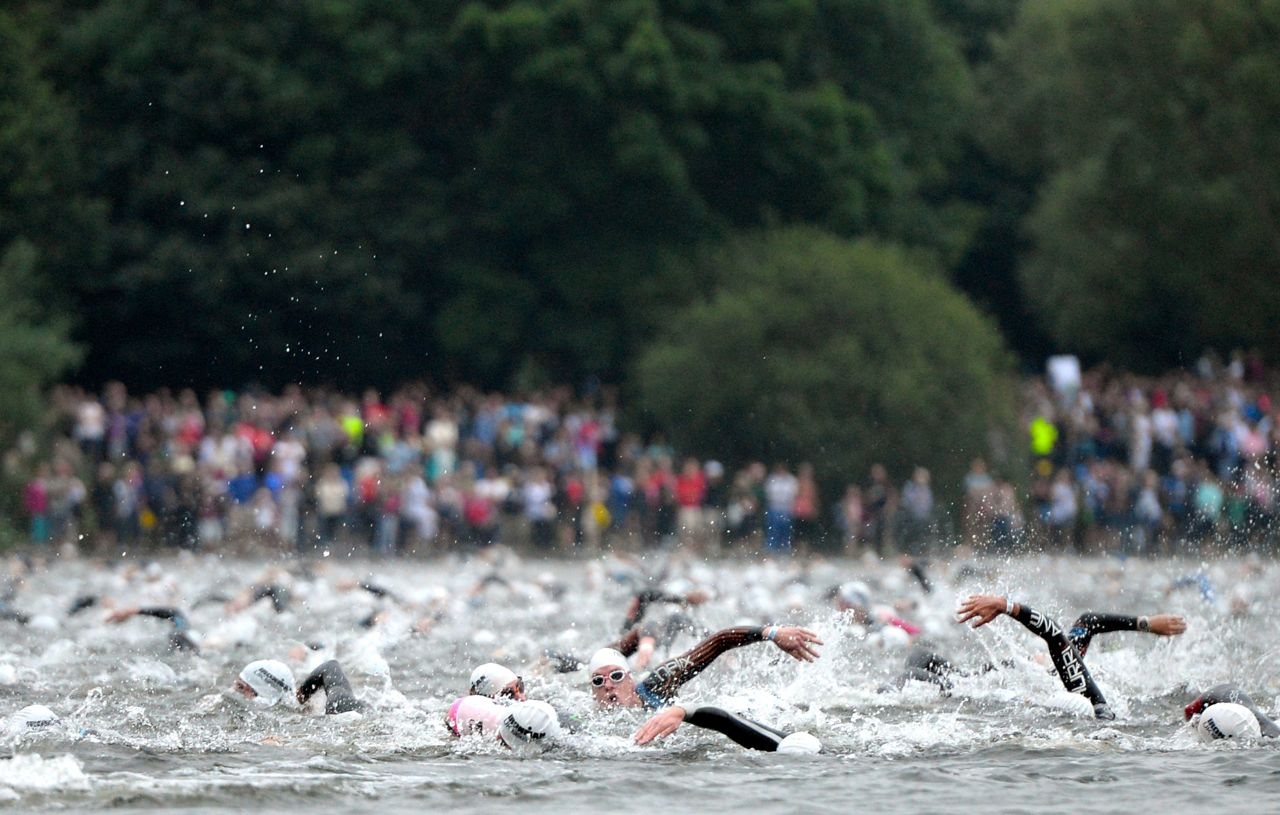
[635, 228, 1018, 498]
[983, 0, 1280, 368]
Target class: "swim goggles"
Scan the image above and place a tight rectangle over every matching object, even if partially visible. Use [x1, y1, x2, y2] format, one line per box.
[590, 669, 628, 687]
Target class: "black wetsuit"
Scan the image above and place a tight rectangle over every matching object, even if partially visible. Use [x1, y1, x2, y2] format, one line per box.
[1185, 683, 1280, 738]
[681, 705, 790, 752]
[136, 607, 199, 653]
[249, 584, 290, 614]
[898, 611, 1156, 714]
[635, 626, 772, 710]
[296, 660, 365, 714]
[1067, 612, 1149, 659]
[1008, 604, 1112, 719]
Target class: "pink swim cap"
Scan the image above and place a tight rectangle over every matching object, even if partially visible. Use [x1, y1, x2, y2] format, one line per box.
[446, 695, 504, 736]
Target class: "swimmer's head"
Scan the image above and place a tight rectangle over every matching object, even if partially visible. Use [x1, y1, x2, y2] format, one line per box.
[446, 695, 505, 737]
[1196, 703, 1261, 742]
[587, 648, 639, 708]
[468, 662, 525, 701]
[836, 582, 871, 620]
[498, 700, 561, 754]
[235, 659, 296, 707]
[9, 704, 59, 732]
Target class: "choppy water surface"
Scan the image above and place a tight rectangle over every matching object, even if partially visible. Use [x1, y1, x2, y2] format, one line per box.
[2, 550, 1278, 813]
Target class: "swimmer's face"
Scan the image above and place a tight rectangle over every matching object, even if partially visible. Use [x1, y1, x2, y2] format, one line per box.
[591, 666, 640, 708]
[232, 678, 257, 700]
[501, 678, 526, 702]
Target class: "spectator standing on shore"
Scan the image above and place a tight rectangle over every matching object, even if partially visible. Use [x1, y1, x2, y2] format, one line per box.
[675, 458, 706, 547]
[24, 465, 50, 544]
[764, 463, 798, 554]
[793, 463, 820, 552]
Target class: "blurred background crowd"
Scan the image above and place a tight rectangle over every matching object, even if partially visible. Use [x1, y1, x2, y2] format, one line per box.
[11, 349, 1277, 559]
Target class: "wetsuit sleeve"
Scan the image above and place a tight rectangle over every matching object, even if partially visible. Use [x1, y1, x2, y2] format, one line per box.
[622, 591, 686, 632]
[638, 626, 766, 706]
[137, 607, 190, 631]
[1009, 604, 1112, 718]
[250, 585, 290, 613]
[358, 582, 404, 604]
[610, 625, 657, 658]
[297, 660, 364, 714]
[682, 705, 786, 752]
[1068, 612, 1143, 658]
[894, 647, 958, 691]
[0, 608, 30, 625]
[543, 650, 585, 673]
[1188, 683, 1280, 738]
[907, 560, 933, 594]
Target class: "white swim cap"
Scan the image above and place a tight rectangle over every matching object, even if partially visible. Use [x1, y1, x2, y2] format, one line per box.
[11, 704, 59, 730]
[838, 582, 870, 609]
[28, 615, 59, 632]
[587, 648, 628, 676]
[498, 700, 561, 753]
[238, 659, 296, 706]
[776, 732, 822, 755]
[1197, 703, 1261, 742]
[469, 663, 518, 698]
[446, 695, 505, 736]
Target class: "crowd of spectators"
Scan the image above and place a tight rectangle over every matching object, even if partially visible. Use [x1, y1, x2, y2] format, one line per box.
[8, 349, 1280, 558]
[10, 383, 857, 557]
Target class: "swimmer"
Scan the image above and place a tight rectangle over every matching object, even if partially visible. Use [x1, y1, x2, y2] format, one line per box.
[831, 581, 921, 638]
[468, 662, 526, 701]
[231, 658, 366, 714]
[1184, 683, 1279, 739]
[957, 594, 1117, 719]
[588, 624, 822, 710]
[106, 605, 200, 653]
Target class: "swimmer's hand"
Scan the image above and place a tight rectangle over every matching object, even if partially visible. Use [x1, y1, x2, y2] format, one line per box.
[956, 595, 1011, 629]
[634, 706, 686, 745]
[1147, 614, 1186, 636]
[768, 626, 823, 662]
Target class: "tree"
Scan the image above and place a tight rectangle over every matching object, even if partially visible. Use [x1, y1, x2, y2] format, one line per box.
[0, 9, 89, 441]
[635, 228, 1018, 502]
[983, 0, 1280, 368]
[0, 242, 83, 442]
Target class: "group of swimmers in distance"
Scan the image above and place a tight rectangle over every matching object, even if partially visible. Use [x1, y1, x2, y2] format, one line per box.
[4, 551, 1276, 752]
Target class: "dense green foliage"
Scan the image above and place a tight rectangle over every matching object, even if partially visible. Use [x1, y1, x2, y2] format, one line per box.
[635, 229, 1018, 497]
[1, 0, 1276, 429]
[5, 0, 982, 389]
[0, 13, 87, 438]
[983, 0, 1280, 368]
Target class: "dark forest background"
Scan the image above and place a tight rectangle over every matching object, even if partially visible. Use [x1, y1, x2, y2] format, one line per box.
[3, 0, 1278, 486]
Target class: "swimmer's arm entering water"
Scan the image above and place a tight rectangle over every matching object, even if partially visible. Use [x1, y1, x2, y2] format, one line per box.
[639, 625, 822, 704]
[635, 705, 786, 751]
[296, 660, 364, 714]
[107, 606, 190, 630]
[958, 595, 1113, 719]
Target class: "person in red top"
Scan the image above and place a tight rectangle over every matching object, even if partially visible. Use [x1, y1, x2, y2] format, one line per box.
[25, 464, 51, 544]
[793, 463, 820, 552]
[675, 458, 706, 546]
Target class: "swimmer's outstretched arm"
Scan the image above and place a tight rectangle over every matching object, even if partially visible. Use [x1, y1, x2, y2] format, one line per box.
[640, 625, 822, 703]
[621, 589, 710, 632]
[634, 705, 787, 751]
[1186, 683, 1280, 738]
[107, 606, 190, 631]
[296, 660, 364, 714]
[1068, 612, 1186, 658]
[958, 595, 1113, 719]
